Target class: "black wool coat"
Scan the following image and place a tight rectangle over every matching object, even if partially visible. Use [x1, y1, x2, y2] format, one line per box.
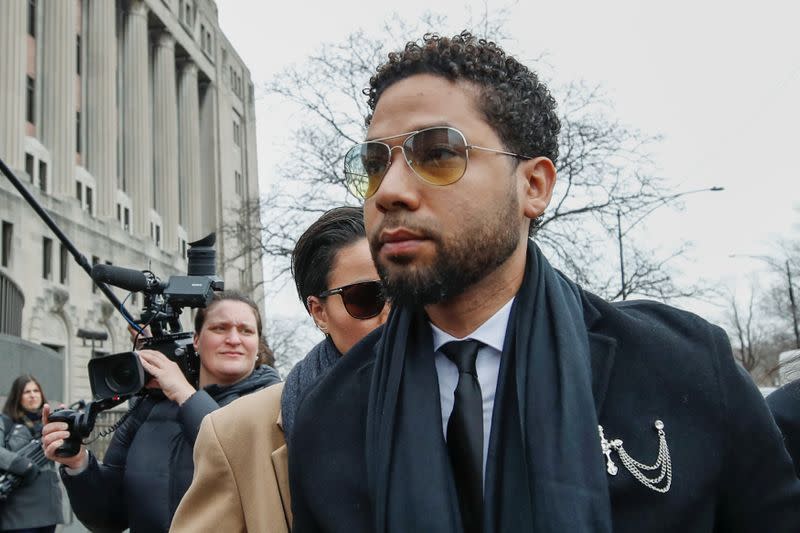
[61, 364, 280, 533]
[289, 291, 800, 533]
[767, 378, 800, 478]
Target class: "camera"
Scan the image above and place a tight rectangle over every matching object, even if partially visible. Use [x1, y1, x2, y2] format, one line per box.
[45, 235, 224, 457]
[88, 233, 224, 398]
[47, 409, 90, 458]
[48, 396, 127, 457]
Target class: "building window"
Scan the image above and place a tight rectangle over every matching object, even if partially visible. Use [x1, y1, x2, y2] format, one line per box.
[205, 29, 212, 54]
[181, 0, 194, 27]
[76, 181, 82, 202]
[27, 0, 36, 37]
[116, 203, 121, 222]
[230, 66, 242, 97]
[59, 243, 68, 284]
[42, 237, 52, 280]
[85, 186, 93, 215]
[26, 76, 35, 124]
[235, 171, 242, 196]
[123, 207, 130, 232]
[76, 111, 81, 154]
[25, 153, 34, 182]
[76, 34, 81, 75]
[150, 222, 161, 248]
[180, 238, 187, 259]
[1, 222, 12, 268]
[38, 160, 47, 192]
[233, 120, 240, 147]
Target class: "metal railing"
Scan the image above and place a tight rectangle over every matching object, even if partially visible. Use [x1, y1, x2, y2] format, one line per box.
[85, 408, 128, 461]
[0, 271, 24, 336]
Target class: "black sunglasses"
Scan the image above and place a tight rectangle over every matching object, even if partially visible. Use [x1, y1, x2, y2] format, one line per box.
[343, 126, 531, 199]
[317, 280, 386, 320]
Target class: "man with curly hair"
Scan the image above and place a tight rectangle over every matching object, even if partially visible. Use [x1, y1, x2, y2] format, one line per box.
[288, 31, 800, 532]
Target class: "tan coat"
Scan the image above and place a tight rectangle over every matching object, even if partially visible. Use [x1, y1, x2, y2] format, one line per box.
[170, 382, 292, 533]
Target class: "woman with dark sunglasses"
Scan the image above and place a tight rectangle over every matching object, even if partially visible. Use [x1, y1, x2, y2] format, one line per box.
[171, 206, 388, 532]
[285, 206, 389, 438]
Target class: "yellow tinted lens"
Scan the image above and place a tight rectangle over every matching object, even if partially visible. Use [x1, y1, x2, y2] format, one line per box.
[344, 142, 388, 198]
[405, 127, 468, 185]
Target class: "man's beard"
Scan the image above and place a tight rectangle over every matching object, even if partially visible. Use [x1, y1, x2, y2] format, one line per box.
[371, 195, 521, 307]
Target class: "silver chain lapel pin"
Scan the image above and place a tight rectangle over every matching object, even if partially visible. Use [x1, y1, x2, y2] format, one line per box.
[598, 420, 672, 493]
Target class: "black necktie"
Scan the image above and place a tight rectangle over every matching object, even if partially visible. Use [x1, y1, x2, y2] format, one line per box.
[441, 339, 484, 533]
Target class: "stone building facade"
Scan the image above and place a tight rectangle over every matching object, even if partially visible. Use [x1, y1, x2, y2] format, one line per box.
[0, 0, 262, 403]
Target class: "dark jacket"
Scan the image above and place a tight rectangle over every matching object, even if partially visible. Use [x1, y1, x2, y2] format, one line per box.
[767, 378, 800, 477]
[289, 292, 800, 532]
[0, 414, 63, 530]
[61, 365, 280, 533]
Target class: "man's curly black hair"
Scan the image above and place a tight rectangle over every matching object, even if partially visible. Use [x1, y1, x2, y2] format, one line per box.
[365, 31, 561, 166]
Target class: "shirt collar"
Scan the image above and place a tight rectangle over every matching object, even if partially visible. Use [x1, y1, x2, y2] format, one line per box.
[430, 297, 515, 353]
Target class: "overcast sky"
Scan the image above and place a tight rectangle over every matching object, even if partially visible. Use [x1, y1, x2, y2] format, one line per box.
[217, 0, 800, 327]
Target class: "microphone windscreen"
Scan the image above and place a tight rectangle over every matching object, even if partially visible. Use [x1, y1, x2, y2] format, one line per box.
[91, 264, 148, 292]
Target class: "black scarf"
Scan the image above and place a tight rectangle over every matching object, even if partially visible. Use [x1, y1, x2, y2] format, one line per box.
[365, 242, 612, 532]
[22, 409, 43, 437]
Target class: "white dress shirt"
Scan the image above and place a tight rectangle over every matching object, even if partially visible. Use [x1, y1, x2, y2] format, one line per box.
[430, 297, 514, 481]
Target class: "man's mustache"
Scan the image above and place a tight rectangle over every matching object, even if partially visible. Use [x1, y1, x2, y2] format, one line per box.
[370, 215, 440, 243]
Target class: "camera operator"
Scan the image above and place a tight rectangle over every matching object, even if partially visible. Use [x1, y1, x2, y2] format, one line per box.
[40, 291, 281, 533]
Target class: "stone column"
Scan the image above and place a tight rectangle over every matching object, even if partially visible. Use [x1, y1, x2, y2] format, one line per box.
[177, 61, 202, 241]
[122, 0, 152, 237]
[152, 33, 179, 252]
[198, 85, 218, 238]
[0, 0, 26, 170]
[41, 0, 76, 197]
[85, 0, 117, 219]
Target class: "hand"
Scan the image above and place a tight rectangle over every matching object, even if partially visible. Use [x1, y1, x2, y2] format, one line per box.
[41, 404, 88, 471]
[8, 454, 39, 485]
[137, 349, 196, 405]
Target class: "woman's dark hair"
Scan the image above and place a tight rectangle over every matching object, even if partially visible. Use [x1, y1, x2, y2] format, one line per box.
[291, 206, 366, 310]
[366, 31, 561, 235]
[2, 374, 47, 423]
[194, 291, 274, 368]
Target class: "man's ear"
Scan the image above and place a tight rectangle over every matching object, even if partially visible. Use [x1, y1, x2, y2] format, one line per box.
[306, 296, 329, 332]
[518, 156, 556, 220]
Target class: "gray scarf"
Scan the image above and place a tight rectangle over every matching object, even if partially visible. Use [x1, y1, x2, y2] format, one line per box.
[281, 337, 341, 445]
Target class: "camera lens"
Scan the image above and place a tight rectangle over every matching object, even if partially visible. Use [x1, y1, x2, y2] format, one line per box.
[106, 359, 138, 392]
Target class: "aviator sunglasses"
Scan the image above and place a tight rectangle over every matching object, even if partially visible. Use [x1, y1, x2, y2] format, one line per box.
[344, 126, 532, 199]
[316, 279, 386, 320]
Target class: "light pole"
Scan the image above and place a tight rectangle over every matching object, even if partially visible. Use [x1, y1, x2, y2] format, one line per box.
[617, 186, 724, 300]
[729, 254, 800, 349]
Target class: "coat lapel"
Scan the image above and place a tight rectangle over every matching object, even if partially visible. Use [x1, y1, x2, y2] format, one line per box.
[582, 292, 617, 415]
[272, 410, 293, 530]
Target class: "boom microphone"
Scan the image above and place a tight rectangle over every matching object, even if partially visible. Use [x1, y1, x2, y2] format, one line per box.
[91, 264, 157, 293]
